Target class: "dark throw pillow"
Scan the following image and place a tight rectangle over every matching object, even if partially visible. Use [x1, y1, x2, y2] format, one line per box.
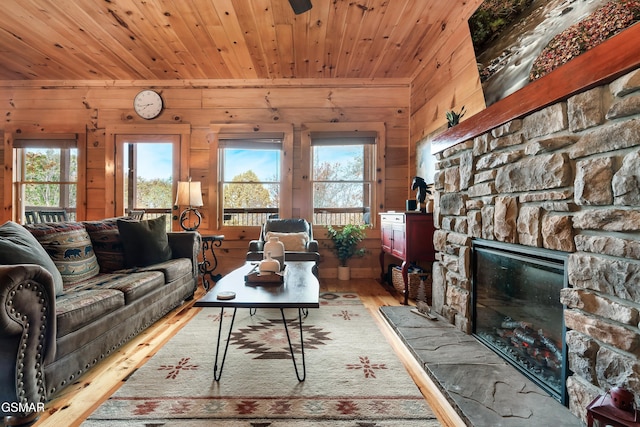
[84, 218, 127, 273]
[0, 221, 65, 296]
[117, 216, 172, 268]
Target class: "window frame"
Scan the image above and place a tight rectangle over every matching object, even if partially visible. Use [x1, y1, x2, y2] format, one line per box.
[106, 124, 189, 226]
[209, 124, 294, 230]
[301, 123, 385, 229]
[219, 137, 283, 227]
[114, 134, 179, 220]
[12, 133, 83, 223]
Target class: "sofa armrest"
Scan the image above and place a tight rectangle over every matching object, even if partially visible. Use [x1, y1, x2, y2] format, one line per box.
[0, 265, 56, 419]
[167, 231, 201, 278]
[307, 240, 319, 252]
[248, 239, 263, 252]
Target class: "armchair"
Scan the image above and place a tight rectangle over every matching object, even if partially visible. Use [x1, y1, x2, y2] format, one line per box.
[247, 219, 320, 266]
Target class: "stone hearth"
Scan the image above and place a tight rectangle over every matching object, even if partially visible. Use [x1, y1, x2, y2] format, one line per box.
[380, 306, 581, 426]
[431, 67, 640, 422]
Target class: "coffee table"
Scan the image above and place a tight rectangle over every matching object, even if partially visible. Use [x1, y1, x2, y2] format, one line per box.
[194, 261, 319, 381]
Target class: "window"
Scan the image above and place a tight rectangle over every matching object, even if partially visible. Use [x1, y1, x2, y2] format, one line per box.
[210, 124, 293, 229]
[310, 132, 377, 226]
[123, 143, 173, 212]
[219, 138, 282, 226]
[14, 135, 78, 223]
[115, 135, 177, 225]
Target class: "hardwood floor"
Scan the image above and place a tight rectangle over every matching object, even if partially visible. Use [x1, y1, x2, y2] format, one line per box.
[30, 278, 465, 427]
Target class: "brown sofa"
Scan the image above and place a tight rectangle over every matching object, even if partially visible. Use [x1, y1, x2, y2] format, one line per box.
[0, 217, 199, 424]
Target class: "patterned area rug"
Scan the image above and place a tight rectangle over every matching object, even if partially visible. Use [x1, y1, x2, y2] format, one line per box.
[83, 293, 440, 426]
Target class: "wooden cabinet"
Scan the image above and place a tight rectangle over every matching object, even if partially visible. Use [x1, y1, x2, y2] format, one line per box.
[379, 212, 436, 304]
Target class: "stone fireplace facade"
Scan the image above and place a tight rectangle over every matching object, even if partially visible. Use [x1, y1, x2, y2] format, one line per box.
[431, 67, 640, 421]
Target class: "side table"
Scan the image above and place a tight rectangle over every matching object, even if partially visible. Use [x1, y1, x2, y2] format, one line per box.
[200, 234, 224, 290]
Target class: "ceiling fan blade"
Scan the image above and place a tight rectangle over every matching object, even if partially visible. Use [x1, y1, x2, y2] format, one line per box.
[288, 0, 312, 14]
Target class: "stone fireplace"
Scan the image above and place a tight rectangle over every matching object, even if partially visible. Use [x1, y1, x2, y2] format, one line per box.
[431, 67, 640, 421]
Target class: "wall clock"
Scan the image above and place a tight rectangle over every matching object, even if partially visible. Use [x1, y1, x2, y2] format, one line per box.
[133, 89, 164, 119]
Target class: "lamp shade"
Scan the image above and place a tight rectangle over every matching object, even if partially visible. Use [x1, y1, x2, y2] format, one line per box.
[175, 181, 203, 207]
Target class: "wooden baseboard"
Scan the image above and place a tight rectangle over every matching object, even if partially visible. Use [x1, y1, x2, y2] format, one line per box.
[317, 266, 377, 279]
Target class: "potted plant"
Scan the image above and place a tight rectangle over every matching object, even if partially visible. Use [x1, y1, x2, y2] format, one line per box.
[445, 105, 466, 127]
[326, 223, 367, 280]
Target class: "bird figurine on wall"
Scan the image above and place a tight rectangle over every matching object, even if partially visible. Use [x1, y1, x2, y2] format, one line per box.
[411, 176, 431, 212]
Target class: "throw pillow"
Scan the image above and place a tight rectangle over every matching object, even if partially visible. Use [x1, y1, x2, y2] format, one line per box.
[265, 231, 309, 251]
[0, 221, 65, 296]
[117, 216, 172, 268]
[24, 222, 100, 288]
[83, 218, 127, 273]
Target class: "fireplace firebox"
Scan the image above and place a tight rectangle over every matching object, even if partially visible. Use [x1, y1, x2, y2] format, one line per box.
[472, 239, 570, 404]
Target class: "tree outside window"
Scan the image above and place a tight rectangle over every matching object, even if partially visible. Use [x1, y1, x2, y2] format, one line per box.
[311, 135, 376, 226]
[18, 147, 77, 221]
[220, 143, 281, 226]
[123, 142, 173, 213]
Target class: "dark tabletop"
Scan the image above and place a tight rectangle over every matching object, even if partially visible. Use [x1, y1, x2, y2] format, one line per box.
[194, 261, 319, 309]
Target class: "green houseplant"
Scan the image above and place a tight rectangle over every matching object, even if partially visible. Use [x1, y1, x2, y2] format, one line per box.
[326, 223, 367, 280]
[445, 105, 466, 127]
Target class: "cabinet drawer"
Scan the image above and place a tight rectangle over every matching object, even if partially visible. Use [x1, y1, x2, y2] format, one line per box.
[380, 213, 404, 224]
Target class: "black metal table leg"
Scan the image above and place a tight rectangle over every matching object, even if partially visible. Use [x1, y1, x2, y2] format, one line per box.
[281, 308, 306, 381]
[213, 307, 236, 381]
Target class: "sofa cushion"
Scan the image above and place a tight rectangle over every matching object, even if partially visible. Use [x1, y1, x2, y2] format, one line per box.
[55, 289, 125, 337]
[83, 218, 126, 273]
[0, 221, 65, 296]
[24, 222, 100, 286]
[117, 216, 172, 268]
[265, 231, 309, 251]
[134, 258, 193, 283]
[64, 271, 165, 305]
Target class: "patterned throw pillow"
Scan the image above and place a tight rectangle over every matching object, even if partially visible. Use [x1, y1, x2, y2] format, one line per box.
[83, 218, 127, 273]
[25, 222, 100, 285]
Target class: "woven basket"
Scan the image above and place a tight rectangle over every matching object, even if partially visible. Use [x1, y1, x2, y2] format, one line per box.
[391, 266, 431, 302]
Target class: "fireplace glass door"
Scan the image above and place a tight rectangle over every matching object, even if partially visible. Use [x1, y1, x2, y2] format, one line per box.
[472, 240, 568, 404]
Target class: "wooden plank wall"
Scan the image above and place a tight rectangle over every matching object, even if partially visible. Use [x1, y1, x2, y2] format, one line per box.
[0, 79, 411, 278]
[408, 6, 486, 184]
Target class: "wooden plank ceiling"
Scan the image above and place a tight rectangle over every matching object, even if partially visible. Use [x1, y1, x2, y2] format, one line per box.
[0, 0, 472, 81]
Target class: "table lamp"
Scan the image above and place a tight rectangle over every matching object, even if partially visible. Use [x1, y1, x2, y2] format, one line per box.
[175, 179, 203, 231]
